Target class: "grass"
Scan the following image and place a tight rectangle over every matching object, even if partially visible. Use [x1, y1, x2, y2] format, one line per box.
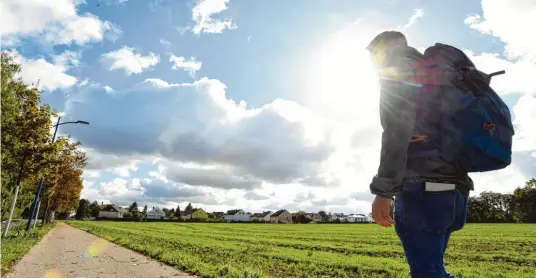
[66, 221, 536, 278]
[1, 222, 56, 274]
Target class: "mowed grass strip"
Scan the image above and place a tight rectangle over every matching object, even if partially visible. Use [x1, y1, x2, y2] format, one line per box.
[1, 223, 56, 274]
[67, 221, 536, 278]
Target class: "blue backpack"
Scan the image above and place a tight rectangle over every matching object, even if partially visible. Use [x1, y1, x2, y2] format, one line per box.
[407, 43, 514, 172]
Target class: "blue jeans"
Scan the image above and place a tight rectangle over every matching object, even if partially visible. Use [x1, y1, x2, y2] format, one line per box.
[394, 179, 468, 278]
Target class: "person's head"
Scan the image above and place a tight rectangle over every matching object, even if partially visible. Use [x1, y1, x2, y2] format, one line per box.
[366, 31, 408, 69]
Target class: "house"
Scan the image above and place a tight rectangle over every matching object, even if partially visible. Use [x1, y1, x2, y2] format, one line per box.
[308, 213, 323, 223]
[368, 213, 374, 223]
[346, 214, 368, 223]
[146, 207, 166, 219]
[208, 211, 225, 219]
[270, 210, 292, 223]
[332, 213, 346, 221]
[182, 209, 208, 220]
[224, 209, 251, 222]
[98, 204, 127, 218]
[251, 211, 273, 222]
[263, 211, 274, 222]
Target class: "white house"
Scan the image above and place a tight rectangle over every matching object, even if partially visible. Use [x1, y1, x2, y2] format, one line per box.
[263, 212, 274, 222]
[146, 207, 166, 219]
[332, 213, 346, 222]
[98, 204, 127, 218]
[346, 214, 368, 223]
[224, 209, 251, 222]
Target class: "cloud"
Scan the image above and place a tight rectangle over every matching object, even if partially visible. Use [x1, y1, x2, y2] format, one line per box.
[81, 176, 221, 208]
[159, 38, 172, 48]
[191, 0, 236, 34]
[62, 77, 334, 190]
[400, 8, 424, 30]
[104, 86, 114, 93]
[113, 161, 139, 177]
[243, 191, 269, 201]
[169, 55, 202, 77]
[83, 170, 101, 178]
[100, 46, 160, 75]
[465, 0, 536, 62]
[1, 0, 122, 46]
[12, 50, 77, 91]
[161, 162, 262, 190]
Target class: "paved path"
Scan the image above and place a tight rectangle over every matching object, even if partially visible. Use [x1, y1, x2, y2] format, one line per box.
[5, 223, 192, 278]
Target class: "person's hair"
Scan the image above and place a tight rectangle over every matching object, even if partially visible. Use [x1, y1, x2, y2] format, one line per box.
[366, 31, 407, 52]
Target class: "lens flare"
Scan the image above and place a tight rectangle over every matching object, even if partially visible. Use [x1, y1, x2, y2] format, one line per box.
[82, 238, 109, 259]
[44, 268, 63, 278]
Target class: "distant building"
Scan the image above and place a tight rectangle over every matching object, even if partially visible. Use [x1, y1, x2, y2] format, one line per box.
[98, 205, 127, 218]
[251, 211, 273, 222]
[270, 210, 292, 223]
[346, 214, 368, 223]
[307, 213, 323, 223]
[147, 207, 165, 219]
[224, 209, 251, 222]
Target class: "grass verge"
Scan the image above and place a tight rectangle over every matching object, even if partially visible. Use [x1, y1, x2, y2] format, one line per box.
[1, 222, 56, 274]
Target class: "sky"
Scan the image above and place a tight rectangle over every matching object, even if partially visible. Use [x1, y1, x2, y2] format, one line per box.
[2, 0, 535, 214]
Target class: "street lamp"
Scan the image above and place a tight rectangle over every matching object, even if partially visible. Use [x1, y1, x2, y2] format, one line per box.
[25, 116, 89, 232]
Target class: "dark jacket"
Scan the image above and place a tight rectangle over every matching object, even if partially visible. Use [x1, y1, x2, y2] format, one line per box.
[369, 45, 473, 198]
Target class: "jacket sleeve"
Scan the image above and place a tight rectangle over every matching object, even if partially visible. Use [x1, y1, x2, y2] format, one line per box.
[370, 56, 419, 198]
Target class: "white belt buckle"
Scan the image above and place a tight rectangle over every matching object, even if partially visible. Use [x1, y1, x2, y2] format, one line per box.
[425, 182, 456, 192]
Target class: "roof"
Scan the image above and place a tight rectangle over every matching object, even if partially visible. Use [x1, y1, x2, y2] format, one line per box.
[101, 204, 127, 213]
[149, 207, 163, 213]
[252, 211, 272, 218]
[271, 209, 287, 217]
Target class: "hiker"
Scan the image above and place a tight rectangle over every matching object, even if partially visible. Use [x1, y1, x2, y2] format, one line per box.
[366, 31, 513, 278]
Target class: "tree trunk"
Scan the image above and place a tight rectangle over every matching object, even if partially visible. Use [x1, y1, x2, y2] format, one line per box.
[46, 210, 55, 223]
[33, 200, 41, 228]
[41, 198, 50, 225]
[2, 155, 27, 237]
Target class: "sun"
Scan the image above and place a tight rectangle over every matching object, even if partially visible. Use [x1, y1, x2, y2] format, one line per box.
[302, 29, 381, 125]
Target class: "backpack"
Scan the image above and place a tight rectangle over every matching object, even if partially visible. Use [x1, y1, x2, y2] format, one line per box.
[407, 43, 514, 173]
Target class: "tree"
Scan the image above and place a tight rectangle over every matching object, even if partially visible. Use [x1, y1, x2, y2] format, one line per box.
[129, 202, 139, 213]
[318, 211, 329, 221]
[40, 138, 87, 223]
[90, 201, 101, 218]
[185, 203, 193, 214]
[174, 205, 182, 220]
[293, 211, 312, 224]
[75, 199, 90, 219]
[513, 179, 536, 223]
[166, 208, 175, 219]
[162, 208, 169, 218]
[192, 209, 208, 221]
[1, 51, 68, 234]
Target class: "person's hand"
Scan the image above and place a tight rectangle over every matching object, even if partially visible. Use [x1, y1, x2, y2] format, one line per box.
[372, 195, 395, 227]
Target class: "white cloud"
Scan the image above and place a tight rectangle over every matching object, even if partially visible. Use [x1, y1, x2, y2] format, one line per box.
[465, 0, 536, 62]
[400, 8, 424, 30]
[12, 51, 77, 91]
[0, 0, 122, 46]
[191, 0, 236, 34]
[159, 38, 172, 48]
[104, 86, 115, 93]
[83, 170, 101, 178]
[113, 161, 139, 178]
[100, 46, 160, 75]
[169, 55, 202, 77]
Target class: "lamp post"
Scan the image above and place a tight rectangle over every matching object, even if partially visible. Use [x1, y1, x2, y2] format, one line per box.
[25, 117, 89, 232]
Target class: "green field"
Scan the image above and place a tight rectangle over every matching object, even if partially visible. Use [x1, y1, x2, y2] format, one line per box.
[66, 221, 536, 278]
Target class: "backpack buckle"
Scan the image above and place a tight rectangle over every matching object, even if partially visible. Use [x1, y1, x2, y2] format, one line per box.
[410, 135, 428, 143]
[482, 122, 496, 131]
